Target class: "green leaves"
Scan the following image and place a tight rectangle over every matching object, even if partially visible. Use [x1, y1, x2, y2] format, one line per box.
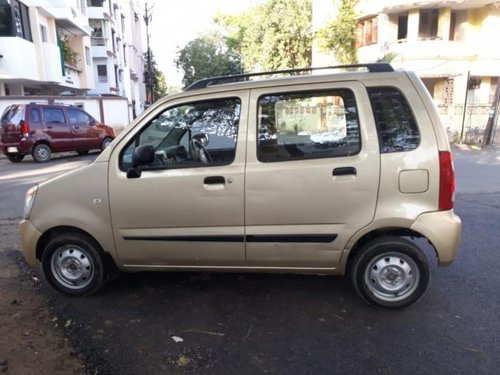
[316, 0, 358, 64]
[175, 33, 243, 87]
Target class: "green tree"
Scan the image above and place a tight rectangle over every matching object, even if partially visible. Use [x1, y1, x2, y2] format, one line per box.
[144, 50, 167, 102]
[175, 32, 243, 87]
[317, 0, 358, 64]
[218, 0, 312, 72]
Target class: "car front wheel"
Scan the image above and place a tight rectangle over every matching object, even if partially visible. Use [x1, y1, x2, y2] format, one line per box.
[41, 233, 106, 295]
[351, 236, 430, 309]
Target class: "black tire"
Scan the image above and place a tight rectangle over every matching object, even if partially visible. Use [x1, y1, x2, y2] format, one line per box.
[101, 137, 113, 151]
[77, 150, 89, 155]
[6, 154, 24, 163]
[32, 143, 51, 163]
[41, 233, 106, 296]
[351, 236, 430, 309]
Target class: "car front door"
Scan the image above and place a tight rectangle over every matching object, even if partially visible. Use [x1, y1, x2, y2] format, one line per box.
[244, 82, 380, 268]
[67, 108, 101, 150]
[108, 92, 248, 267]
[41, 107, 72, 151]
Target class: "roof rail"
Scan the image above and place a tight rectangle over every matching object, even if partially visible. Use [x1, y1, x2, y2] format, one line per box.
[185, 63, 394, 91]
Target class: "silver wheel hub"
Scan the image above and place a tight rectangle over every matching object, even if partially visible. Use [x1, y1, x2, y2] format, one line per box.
[37, 147, 48, 159]
[51, 246, 94, 289]
[365, 252, 420, 302]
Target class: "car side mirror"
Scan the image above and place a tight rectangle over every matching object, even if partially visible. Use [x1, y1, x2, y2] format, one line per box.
[127, 145, 155, 178]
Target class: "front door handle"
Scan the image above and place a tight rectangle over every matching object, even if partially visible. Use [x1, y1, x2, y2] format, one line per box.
[204, 176, 226, 185]
[332, 167, 357, 176]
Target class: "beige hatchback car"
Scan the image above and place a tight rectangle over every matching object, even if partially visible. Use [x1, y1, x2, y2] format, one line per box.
[19, 64, 461, 308]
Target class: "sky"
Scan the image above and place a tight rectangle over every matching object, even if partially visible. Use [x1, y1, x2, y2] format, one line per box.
[147, 0, 260, 87]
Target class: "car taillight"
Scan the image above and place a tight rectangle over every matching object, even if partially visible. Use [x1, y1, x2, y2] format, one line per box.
[439, 151, 455, 210]
[20, 120, 30, 137]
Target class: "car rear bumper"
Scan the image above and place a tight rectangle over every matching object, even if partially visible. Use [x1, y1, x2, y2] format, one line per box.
[411, 210, 462, 266]
[19, 219, 42, 268]
[0, 139, 34, 155]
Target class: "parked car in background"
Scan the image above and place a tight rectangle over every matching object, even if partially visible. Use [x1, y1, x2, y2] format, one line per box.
[0, 103, 115, 162]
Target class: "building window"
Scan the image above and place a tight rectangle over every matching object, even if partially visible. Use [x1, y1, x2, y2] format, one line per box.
[97, 64, 108, 83]
[87, 0, 103, 7]
[397, 14, 408, 40]
[85, 46, 91, 65]
[356, 17, 378, 47]
[0, 0, 32, 41]
[40, 24, 47, 42]
[419, 9, 438, 40]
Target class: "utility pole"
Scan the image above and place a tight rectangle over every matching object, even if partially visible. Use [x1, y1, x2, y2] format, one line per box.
[144, 1, 154, 105]
[484, 79, 500, 146]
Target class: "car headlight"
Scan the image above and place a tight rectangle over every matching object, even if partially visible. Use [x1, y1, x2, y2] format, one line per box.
[23, 185, 38, 220]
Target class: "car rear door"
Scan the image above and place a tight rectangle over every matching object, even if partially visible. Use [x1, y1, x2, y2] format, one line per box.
[41, 106, 73, 151]
[244, 81, 380, 268]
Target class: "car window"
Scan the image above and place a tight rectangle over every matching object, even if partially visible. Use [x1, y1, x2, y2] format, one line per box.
[1, 105, 25, 125]
[257, 89, 360, 162]
[67, 109, 92, 126]
[120, 97, 241, 171]
[368, 87, 420, 153]
[30, 108, 41, 123]
[42, 108, 66, 124]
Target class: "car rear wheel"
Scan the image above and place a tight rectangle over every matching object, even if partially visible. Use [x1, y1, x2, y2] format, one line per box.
[41, 233, 106, 296]
[6, 154, 24, 163]
[32, 144, 51, 163]
[101, 137, 113, 151]
[351, 236, 430, 309]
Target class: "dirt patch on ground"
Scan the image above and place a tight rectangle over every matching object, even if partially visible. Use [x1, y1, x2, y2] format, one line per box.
[0, 218, 84, 374]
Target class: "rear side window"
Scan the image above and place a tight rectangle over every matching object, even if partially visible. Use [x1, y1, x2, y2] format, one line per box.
[30, 108, 41, 123]
[42, 108, 66, 124]
[368, 87, 420, 153]
[257, 89, 360, 162]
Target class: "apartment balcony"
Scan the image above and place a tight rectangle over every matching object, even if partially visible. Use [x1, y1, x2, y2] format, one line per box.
[46, 1, 92, 36]
[41, 43, 65, 83]
[91, 37, 112, 58]
[0, 37, 39, 81]
[380, 0, 492, 13]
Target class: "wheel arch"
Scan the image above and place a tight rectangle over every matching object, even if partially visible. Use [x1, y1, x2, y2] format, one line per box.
[345, 227, 437, 274]
[36, 226, 120, 279]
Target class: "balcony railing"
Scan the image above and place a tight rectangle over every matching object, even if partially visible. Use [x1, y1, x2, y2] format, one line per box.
[91, 37, 106, 46]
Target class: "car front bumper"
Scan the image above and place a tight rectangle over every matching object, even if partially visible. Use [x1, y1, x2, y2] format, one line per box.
[19, 219, 42, 268]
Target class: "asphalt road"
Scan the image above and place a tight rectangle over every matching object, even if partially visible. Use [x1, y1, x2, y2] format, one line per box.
[1, 149, 499, 374]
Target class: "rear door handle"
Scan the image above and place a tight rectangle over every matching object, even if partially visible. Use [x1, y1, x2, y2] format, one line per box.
[204, 176, 226, 185]
[332, 167, 357, 176]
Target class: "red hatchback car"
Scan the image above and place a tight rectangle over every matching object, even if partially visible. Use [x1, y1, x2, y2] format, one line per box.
[0, 103, 115, 162]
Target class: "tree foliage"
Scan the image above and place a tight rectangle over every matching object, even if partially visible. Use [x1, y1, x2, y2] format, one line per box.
[317, 0, 358, 64]
[144, 51, 167, 102]
[217, 0, 312, 72]
[175, 33, 243, 87]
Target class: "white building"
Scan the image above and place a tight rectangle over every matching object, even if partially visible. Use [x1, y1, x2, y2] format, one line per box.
[87, 0, 146, 118]
[313, 0, 500, 144]
[0, 0, 94, 95]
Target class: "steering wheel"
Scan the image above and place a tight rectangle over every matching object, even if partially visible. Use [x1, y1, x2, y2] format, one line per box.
[190, 138, 212, 164]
